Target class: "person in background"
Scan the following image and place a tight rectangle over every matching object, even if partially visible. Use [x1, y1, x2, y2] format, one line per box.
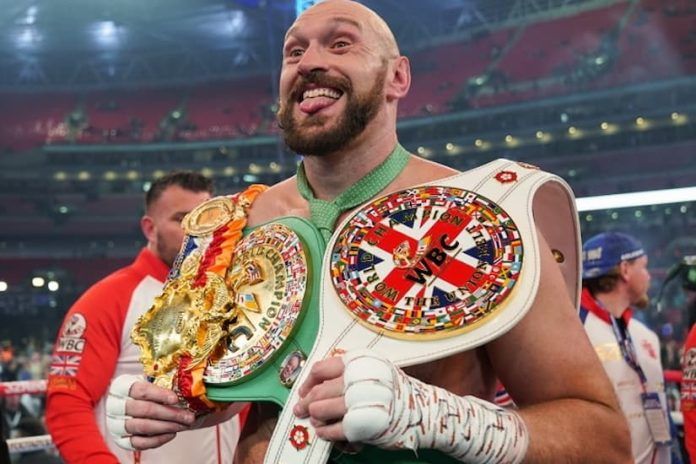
[680, 290, 696, 461]
[0, 416, 10, 464]
[580, 231, 674, 463]
[45, 171, 242, 463]
[660, 323, 681, 371]
[1, 394, 37, 441]
[0, 344, 16, 383]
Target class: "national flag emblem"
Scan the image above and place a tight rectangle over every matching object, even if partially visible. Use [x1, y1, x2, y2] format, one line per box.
[50, 354, 82, 377]
[245, 262, 262, 284]
[236, 292, 261, 312]
[331, 186, 523, 338]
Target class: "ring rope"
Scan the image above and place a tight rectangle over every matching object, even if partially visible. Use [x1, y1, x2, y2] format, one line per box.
[7, 434, 54, 454]
[0, 380, 47, 396]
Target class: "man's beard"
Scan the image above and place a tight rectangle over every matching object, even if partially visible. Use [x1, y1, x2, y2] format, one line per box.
[156, 232, 178, 268]
[277, 68, 386, 157]
[633, 293, 650, 309]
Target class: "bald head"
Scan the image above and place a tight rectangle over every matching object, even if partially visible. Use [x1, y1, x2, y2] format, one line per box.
[278, 0, 412, 156]
[290, 0, 400, 58]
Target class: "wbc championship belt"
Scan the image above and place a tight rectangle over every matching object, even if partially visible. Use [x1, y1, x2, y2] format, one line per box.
[131, 185, 326, 411]
[265, 159, 579, 464]
[203, 216, 325, 405]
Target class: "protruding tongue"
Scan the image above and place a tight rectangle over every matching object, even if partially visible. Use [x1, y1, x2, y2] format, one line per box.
[299, 96, 338, 114]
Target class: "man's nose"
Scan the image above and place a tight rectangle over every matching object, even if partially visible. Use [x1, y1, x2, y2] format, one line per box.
[297, 44, 329, 76]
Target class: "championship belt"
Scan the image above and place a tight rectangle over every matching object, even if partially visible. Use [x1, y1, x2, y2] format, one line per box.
[265, 159, 579, 463]
[203, 216, 325, 405]
[132, 182, 326, 409]
[130, 185, 295, 411]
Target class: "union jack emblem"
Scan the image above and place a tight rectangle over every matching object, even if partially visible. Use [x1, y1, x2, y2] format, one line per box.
[50, 354, 82, 377]
[331, 186, 523, 337]
[245, 262, 263, 284]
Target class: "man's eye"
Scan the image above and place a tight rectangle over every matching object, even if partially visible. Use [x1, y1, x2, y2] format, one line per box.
[289, 48, 304, 57]
[333, 41, 350, 49]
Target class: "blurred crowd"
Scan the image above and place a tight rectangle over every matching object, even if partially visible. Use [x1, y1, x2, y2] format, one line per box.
[1, 338, 61, 463]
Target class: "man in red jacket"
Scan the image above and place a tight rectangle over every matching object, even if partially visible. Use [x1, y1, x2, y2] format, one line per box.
[46, 171, 242, 463]
[680, 291, 696, 461]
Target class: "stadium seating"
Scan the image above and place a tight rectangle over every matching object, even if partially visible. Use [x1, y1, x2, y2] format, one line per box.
[1, 0, 694, 150]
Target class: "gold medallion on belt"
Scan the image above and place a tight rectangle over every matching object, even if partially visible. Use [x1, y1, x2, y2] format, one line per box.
[181, 196, 237, 237]
[132, 220, 309, 391]
[131, 186, 272, 407]
[204, 223, 309, 385]
[131, 271, 235, 388]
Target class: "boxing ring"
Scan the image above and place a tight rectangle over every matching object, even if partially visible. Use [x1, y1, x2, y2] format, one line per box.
[0, 379, 55, 455]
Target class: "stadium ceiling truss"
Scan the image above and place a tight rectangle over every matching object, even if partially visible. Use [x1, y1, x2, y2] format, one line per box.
[0, 47, 268, 91]
[0, 0, 623, 91]
[390, 0, 624, 52]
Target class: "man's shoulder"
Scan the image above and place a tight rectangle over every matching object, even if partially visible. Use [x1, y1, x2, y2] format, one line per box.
[247, 177, 307, 227]
[78, 261, 146, 303]
[629, 317, 659, 341]
[398, 156, 549, 188]
[403, 156, 459, 183]
[686, 325, 696, 349]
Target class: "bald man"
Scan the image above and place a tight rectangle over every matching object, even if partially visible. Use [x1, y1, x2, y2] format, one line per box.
[106, 2, 631, 463]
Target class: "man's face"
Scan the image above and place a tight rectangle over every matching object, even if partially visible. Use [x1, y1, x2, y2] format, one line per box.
[145, 186, 210, 267]
[277, 67, 386, 156]
[625, 255, 651, 308]
[277, 1, 390, 156]
[282, 355, 300, 378]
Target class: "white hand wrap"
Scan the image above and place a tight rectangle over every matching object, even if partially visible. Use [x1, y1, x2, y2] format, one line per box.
[341, 350, 529, 463]
[106, 374, 144, 451]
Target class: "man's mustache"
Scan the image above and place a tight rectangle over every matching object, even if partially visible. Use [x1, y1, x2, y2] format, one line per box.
[289, 70, 351, 102]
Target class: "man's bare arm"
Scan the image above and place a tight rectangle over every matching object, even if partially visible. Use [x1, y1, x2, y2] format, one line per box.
[487, 231, 631, 463]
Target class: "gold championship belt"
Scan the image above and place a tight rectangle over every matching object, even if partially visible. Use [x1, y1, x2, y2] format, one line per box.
[132, 184, 326, 411]
[132, 185, 273, 410]
[266, 160, 580, 464]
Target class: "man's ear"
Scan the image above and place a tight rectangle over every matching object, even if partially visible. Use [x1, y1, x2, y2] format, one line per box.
[618, 261, 631, 282]
[385, 56, 411, 102]
[141, 215, 155, 243]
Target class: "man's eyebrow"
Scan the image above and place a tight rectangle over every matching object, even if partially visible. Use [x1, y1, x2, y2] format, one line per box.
[284, 16, 363, 43]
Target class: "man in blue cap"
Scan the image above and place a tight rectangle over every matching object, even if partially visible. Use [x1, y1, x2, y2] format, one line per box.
[581, 231, 672, 464]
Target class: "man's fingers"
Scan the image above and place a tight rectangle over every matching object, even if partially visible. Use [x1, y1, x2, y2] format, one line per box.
[294, 377, 344, 418]
[129, 433, 177, 450]
[306, 377, 344, 403]
[129, 381, 180, 405]
[106, 374, 193, 452]
[110, 375, 144, 398]
[307, 397, 347, 423]
[125, 398, 195, 426]
[125, 418, 191, 436]
[298, 357, 345, 397]
[314, 421, 346, 442]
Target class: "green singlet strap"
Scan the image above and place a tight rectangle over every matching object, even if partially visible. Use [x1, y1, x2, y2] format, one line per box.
[296, 144, 411, 241]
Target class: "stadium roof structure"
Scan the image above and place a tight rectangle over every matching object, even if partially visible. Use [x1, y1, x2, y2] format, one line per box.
[0, 0, 619, 91]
